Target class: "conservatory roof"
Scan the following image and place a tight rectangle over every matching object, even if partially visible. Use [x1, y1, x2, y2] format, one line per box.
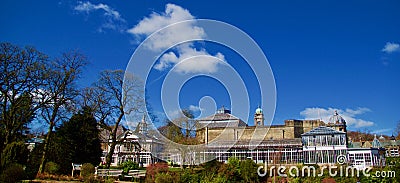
[301, 126, 345, 136]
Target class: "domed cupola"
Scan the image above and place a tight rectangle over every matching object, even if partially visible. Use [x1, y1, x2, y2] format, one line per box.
[329, 110, 346, 124]
[254, 106, 264, 126]
[328, 110, 347, 133]
[255, 106, 263, 114]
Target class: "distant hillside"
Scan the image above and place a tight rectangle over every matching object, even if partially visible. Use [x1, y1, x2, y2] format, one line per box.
[347, 130, 392, 142]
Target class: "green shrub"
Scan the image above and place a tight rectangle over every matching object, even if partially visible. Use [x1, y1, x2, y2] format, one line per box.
[121, 161, 139, 174]
[212, 176, 229, 183]
[155, 172, 173, 183]
[81, 163, 95, 178]
[0, 163, 25, 183]
[44, 161, 59, 174]
[1, 141, 29, 169]
[180, 169, 200, 183]
[227, 157, 240, 170]
[239, 159, 258, 183]
[83, 175, 99, 183]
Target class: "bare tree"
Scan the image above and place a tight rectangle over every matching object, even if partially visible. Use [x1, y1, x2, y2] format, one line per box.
[84, 70, 144, 168]
[0, 43, 48, 150]
[37, 51, 87, 174]
[0, 43, 87, 174]
[159, 109, 199, 168]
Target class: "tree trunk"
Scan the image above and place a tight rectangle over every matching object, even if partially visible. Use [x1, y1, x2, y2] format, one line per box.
[105, 127, 117, 169]
[105, 113, 123, 168]
[180, 149, 185, 169]
[38, 121, 54, 174]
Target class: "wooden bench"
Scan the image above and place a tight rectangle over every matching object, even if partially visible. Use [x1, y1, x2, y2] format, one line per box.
[95, 168, 123, 178]
[125, 169, 146, 178]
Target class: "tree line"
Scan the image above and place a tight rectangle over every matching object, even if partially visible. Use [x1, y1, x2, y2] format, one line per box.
[0, 42, 145, 181]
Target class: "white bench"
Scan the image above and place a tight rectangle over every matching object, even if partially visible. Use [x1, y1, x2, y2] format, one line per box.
[125, 169, 146, 178]
[95, 168, 123, 178]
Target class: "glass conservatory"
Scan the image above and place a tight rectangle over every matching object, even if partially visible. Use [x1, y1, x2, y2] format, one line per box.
[302, 126, 347, 164]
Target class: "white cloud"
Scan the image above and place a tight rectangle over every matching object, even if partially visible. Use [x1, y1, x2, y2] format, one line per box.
[188, 105, 202, 112]
[166, 105, 202, 119]
[300, 107, 374, 128]
[345, 107, 371, 115]
[74, 1, 126, 32]
[156, 44, 225, 74]
[128, 4, 194, 36]
[127, 4, 225, 74]
[382, 42, 400, 54]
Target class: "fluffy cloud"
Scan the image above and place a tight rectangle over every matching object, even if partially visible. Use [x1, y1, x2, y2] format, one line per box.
[127, 4, 225, 74]
[381, 42, 400, 54]
[188, 105, 202, 112]
[155, 44, 225, 74]
[300, 107, 374, 128]
[74, 1, 126, 32]
[128, 4, 195, 36]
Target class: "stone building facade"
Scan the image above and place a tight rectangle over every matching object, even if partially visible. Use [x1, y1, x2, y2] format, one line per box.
[196, 107, 326, 144]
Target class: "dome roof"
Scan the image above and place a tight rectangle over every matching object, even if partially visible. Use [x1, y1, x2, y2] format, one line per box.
[255, 107, 263, 114]
[329, 110, 346, 124]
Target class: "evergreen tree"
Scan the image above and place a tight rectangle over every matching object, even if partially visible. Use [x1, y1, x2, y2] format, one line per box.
[0, 93, 34, 172]
[53, 107, 102, 174]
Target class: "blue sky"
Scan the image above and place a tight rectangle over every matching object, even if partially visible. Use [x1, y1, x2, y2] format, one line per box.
[1, 0, 399, 135]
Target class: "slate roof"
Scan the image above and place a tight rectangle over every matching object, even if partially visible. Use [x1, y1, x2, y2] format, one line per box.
[197, 113, 247, 128]
[349, 140, 400, 148]
[380, 140, 400, 147]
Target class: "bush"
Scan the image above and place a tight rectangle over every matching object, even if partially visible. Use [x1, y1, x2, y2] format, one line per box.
[180, 169, 200, 183]
[121, 161, 139, 174]
[146, 163, 169, 183]
[239, 159, 258, 183]
[1, 141, 29, 169]
[44, 161, 59, 174]
[217, 163, 238, 181]
[0, 163, 25, 183]
[212, 176, 229, 183]
[83, 175, 99, 183]
[155, 172, 173, 183]
[81, 163, 95, 178]
[227, 157, 240, 170]
[35, 173, 74, 181]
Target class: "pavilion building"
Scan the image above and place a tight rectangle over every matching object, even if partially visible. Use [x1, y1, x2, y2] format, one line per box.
[190, 107, 386, 169]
